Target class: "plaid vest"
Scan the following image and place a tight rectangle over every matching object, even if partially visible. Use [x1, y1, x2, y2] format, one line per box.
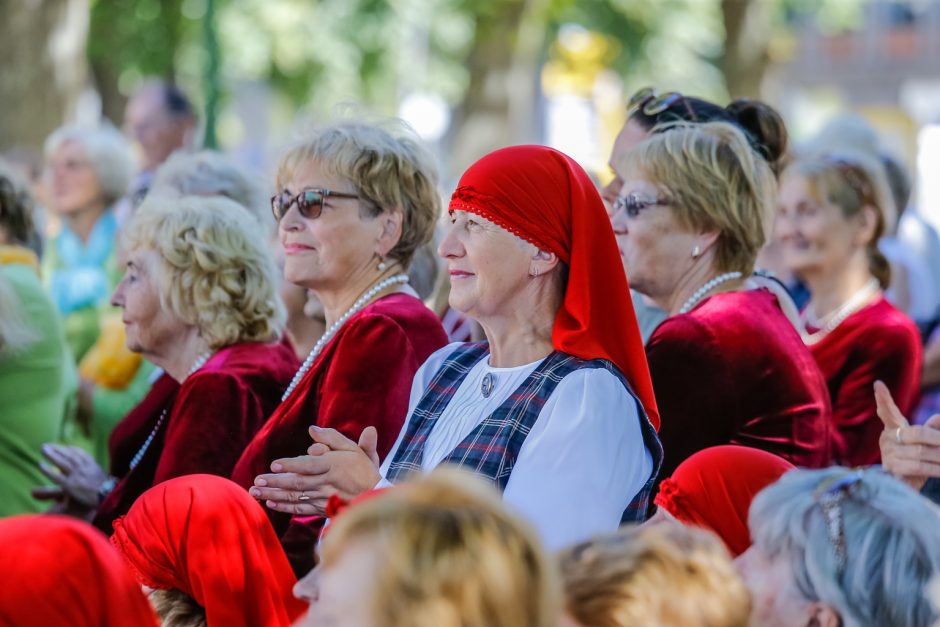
[386, 342, 663, 523]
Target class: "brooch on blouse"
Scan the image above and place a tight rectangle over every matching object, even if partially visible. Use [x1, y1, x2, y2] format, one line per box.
[481, 372, 497, 398]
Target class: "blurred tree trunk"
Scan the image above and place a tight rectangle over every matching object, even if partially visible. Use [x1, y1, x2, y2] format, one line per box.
[720, 0, 772, 98]
[445, 0, 551, 179]
[0, 0, 90, 152]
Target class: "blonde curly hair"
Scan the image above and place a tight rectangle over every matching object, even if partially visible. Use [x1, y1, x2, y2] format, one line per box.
[121, 195, 285, 349]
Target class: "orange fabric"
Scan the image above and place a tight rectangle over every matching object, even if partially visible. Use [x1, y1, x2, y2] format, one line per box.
[0, 515, 158, 626]
[449, 145, 659, 429]
[654, 445, 795, 556]
[79, 312, 142, 389]
[111, 474, 305, 627]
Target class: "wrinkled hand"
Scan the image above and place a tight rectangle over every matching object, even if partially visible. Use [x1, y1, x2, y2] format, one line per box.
[875, 380, 940, 492]
[33, 443, 108, 510]
[250, 426, 382, 517]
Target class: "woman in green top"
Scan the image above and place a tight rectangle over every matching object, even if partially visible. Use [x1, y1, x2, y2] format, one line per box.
[0, 166, 76, 516]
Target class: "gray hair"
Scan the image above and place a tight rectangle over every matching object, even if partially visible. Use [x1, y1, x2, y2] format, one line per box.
[150, 150, 268, 224]
[749, 467, 940, 627]
[44, 124, 133, 205]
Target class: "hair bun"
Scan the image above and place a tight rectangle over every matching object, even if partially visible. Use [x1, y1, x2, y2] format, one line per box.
[726, 99, 789, 175]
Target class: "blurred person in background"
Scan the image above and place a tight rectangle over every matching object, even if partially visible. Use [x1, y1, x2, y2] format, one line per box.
[559, 523, 750, 627]
[0, 164, 76, 516]
[0, 514, 159, 626]
[293, 469, 559, 627]
[776, 153, 921, 466]
[738, 467, 940, 627]
[42, 124, 132, 363]
[34, 196, 297, 532]
[121, 79, 196, 214]
[612, 121, 831, 479]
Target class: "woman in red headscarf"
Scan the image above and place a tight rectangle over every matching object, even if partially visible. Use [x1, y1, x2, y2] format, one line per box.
[110, 474, 305, 627]
[650, 445, 795, 557]
[0, 515, 158, 626]
[251, 145, 661, 550]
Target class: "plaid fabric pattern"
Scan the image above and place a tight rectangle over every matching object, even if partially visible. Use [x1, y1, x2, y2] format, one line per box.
[386, 342, 662, 523]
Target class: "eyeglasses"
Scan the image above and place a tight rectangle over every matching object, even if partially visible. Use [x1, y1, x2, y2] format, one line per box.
[271, 188, 360, 221]
[613, 193, 670, 218]
[628, 87, 689, 119]
[813, 470, 865, 577]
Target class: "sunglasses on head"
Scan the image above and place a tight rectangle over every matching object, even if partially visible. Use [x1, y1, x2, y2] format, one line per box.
[613, 193, 670, 218]
[627, 87, 687, 118]
[271, 188, 361, 221]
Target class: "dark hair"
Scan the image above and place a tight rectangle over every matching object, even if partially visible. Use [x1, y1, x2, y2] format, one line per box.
[879, 152, 911, 218]
[0, 165, 34, 245]
[630, 94, 788, 176]
[162, 83, 195, 120]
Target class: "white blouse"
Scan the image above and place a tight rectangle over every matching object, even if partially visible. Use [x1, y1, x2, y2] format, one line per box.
[378, 343, 653, 550]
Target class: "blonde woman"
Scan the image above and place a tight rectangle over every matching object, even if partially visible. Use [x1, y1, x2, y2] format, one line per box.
[293, 469, 559, 627]
[35, 195, 298, 530]
[612, 121, 831, 478]
[559, 523, 750, 627]
[777, 154, 921, 466]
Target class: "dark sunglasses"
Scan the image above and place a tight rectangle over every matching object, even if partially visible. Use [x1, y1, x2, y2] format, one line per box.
[271, 188, 360, 221]
[628, 87, 687, 118]
[613, 193, 670, 218]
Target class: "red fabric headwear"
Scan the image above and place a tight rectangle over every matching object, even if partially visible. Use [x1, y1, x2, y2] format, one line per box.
[111, 474, 306, 627]
[449, 145, 659, 428]
[653, 445, 795, 556]
[0, 515, 158, 626]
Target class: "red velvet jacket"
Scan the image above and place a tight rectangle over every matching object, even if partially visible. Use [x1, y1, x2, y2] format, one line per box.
[808, 296, 921, 466]
[648, 290, 833, 479]
[230, 294, 447, 534]
[94, 339, 298, 532]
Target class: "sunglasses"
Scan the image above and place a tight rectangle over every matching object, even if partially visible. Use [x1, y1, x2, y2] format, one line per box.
[627, 87, 687, 118]
[271, 188, 361, 221]
[613, 193, 670, 218]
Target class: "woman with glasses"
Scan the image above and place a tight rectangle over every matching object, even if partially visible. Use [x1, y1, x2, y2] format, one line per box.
[776, 154, 921, 466]
[250, 144, 662, 553]
[612, 122, 832, 480]
[229, 122, 448, 571]
[35, 196, 298, 530]
[737, 467, 940, 627]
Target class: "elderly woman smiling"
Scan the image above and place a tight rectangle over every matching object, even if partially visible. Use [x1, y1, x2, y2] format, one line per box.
[228, 122, 448, 567]
[252, 145, 662, 550]
[36, 196, 298, 528]
[612, 122, 832, 479]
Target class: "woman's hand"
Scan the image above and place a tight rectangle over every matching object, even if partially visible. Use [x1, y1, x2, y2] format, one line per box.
[875, 381, 940, 492]
[33, 444, 109, 510]
[250, 426, 382, 516]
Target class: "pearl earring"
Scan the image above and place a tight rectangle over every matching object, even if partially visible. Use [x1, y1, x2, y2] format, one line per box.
[531, 267, 541, 278]
[691, 245, 701, 259]
[378, 258, 388, 272]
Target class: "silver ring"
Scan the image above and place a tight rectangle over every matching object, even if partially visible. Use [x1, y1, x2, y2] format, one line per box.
[896, 427, 903, 445]
[298, 492, 311, 502]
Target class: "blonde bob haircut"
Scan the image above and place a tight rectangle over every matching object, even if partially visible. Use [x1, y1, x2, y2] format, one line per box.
[275, 120, 440, 268]
[121, 195, 285, 350]
[559, 523, 751, 627]
[319, 468, 559, 627]
[617, 121, 777, 275]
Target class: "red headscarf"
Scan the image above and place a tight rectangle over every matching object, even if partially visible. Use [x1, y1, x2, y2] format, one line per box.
[0, 515, 158, 626]
[449, 145, 659, 428]
[653, 445, 795, 556]
[111, 474, 306, 627]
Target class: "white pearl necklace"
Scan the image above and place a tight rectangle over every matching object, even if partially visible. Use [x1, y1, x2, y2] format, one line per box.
[281, 274, 410, 402]
[128, 351, 213, 471]
[678, 272, 743, 314]
[801, 278, 880, 346]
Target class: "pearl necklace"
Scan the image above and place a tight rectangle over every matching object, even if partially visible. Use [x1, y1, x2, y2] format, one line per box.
[801, 278, 880, 346]
[281, 273, 410, 401]
[678, 272, 743, 314]
[127, 351, 213, 471]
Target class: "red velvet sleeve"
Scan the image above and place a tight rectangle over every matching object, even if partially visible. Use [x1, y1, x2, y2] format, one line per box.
[646, 317, 736, 478]
[315, 312, 420, 460]
[831, 323, 922, 466]
[153, 372, 264, 484]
